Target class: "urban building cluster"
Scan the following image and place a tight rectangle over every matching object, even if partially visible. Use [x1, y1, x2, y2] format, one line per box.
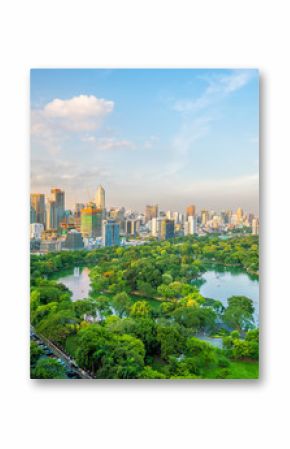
[30, 185, 259, 253]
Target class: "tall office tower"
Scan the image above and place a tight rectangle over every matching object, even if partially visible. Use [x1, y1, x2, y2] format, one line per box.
[81, 203, 102, 238]
[30, 223, 44, 240]
[30, 205, 36, 223]
[160, 218, 175, 240]
[236, 207, 244, 224]
[96, 185, 105, 210]
[46, 200, 58, 230]
[126, 219, 140, 236]
[50, 188, 65, 228]
[166, 210, 174, 220]
[30, 193, 46, 226]
[102, 220, 120, 247]
[145, 204, 158, 223]
[252, 218, 259, 235]
[188, 215, 197, 234]
[186, 204, 196, 219]
[201, 209, 209, 225]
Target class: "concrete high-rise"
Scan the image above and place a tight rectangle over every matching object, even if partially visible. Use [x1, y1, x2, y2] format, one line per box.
[96, 185, 105, 210]
[145, 204, 158, 223]
[30, 193, 46, 226]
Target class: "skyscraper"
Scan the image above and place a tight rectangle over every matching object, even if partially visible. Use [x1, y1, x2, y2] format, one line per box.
[236, 207, 244, 225]
[186, 204, 196, 219]
[81, 203, 102, 238]
[145, 204, 158, 223]
[96, 185, 105, 210]
[46, 199, 58, 230]
[102, 219, 120, 246]
[160, 218, 174, 240]
[201, 209, 209, 225]
[50, 188, 65, 228]
[30, 193, 46, 226]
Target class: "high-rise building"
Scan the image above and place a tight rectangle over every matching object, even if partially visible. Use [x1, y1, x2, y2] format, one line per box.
[30, 205, 36, 224]
[96, 185, 105, 210]
[102, 220, 120, 246]
[145, 204, 158, 223]
[30, 193, 46, 226]
[186, 204, 196, 219]
[252, 218, 259, 235]
[63, 230, 84, 250]
[160, 218, 174, 240]
[236, 207, 244, 225]
[81, 203, 102, 238]
[46, 199, 58, 230]
[188, 215, 197, 234]
[201, 209, 209, 225]
[151, 217, 160, 237]
[50, 188, 65, 228]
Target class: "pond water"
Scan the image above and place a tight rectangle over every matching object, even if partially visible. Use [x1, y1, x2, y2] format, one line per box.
[192, 265, 259, 324]
[57, 267, 91, 301]
[57, 265, 259, 324]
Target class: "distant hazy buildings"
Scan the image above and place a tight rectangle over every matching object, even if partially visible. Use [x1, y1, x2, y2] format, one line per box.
[145, 204, 158, 223]
[126, 219, 140, 237]
[252, 218, 259, 235]
[102, 219, 120, 246]
[186, 204, 196, 219]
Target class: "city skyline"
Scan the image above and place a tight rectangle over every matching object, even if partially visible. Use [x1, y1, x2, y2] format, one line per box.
[31, 69, 259, 213]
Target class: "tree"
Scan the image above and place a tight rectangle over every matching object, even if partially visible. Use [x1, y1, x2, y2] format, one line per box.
[139, 366, 166, 379]
[129, 301, 151, 318]
[33, 358, 66, 379]
[111, 292, 131, 317]
[223, 296, 255, 332]
[156, 324, 186, 360]
[36, 309, 79, 344]
[30, 341, 44, 366]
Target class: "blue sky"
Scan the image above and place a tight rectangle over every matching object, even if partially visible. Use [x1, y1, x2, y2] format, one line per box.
[31, 68, 259, 213]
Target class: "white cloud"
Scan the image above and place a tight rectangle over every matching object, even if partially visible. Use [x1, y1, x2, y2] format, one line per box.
[174, 70, 254, 113]
[31, 94, 114, 136]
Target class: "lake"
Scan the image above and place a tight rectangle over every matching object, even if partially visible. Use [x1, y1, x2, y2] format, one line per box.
[192, 265, 259, 324]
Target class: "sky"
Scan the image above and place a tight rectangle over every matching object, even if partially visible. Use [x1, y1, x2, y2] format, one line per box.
[31, 68, 259, 214]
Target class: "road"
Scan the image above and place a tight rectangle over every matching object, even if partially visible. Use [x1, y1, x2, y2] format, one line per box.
[31, 327, 94, 379]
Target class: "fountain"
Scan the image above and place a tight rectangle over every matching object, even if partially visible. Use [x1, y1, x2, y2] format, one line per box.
[74, 267, 80, 277]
